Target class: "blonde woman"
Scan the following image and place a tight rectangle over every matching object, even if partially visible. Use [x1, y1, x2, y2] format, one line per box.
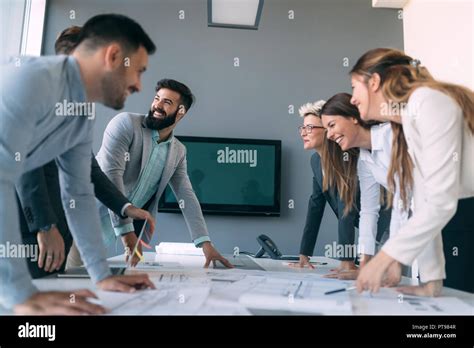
[350, 48, 474, 295]
[291, 100, 361, 273]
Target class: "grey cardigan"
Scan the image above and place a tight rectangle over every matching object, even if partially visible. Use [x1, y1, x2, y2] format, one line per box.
[96, 112, 209, 243]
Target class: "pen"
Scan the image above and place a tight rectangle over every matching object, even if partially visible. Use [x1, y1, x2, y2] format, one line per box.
[127, 220, 148, 267]
[293, 281, 303, 298]
[324, 286, 356, 295]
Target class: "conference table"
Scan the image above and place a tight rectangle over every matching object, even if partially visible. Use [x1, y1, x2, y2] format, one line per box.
[28, 251, 474, 315]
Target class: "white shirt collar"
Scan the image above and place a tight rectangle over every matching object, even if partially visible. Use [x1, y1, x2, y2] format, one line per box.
[359, 122, 392, 164]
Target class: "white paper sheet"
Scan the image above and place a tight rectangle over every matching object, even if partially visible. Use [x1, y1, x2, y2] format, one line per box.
[353, 288, 474, 315]
[237, 276, 353, 315]
[93, 267, 473, 315]
[96, 286, 210, 315]
[197, 298, 251, 315]
[155, 242, 204, 256]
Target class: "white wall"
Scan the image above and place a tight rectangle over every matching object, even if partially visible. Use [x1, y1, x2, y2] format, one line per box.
[403, 0, 473, 89]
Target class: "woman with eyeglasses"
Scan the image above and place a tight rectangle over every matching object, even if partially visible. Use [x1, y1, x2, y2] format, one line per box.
[290, 99, 390, 277]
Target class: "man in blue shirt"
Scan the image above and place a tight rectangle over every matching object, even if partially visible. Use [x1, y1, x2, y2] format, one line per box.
[1, 14, 156, 315]
[16, 25, 156, 278]
[96, 79, 233, 268]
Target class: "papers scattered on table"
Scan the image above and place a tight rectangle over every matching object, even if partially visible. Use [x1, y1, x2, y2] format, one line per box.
[354, 288, 474, 315]
[97, 286, 210, 315]
[129, 261, 183, 270]
[198, 298, 252, 315]
[91, 265, 473, 315]
[238, 276, 353, 315]
[155, 242, 204, 256]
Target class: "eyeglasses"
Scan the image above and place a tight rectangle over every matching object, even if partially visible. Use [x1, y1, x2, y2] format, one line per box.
[298, 125, 325, 134]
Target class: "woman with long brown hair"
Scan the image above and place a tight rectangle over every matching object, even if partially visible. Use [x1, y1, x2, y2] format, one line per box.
[320, 93, 403, 282]
[351, 48, 474, 296]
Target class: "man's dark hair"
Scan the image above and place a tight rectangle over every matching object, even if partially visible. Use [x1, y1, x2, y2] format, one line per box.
[76, 14, 156, 54]
[155, 79, 195, 111]
[55, 26, 82, 55]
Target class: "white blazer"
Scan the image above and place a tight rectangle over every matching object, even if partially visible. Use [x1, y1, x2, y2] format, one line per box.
[382, 87, 474, 283]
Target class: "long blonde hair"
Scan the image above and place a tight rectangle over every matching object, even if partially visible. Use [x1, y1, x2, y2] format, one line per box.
[350, 48, 474, 209]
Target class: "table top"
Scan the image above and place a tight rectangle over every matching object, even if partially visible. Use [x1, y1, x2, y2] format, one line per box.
[30, 252, 473, 315]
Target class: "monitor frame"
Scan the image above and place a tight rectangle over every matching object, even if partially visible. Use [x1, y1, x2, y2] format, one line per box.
[158, 135, 281, 217]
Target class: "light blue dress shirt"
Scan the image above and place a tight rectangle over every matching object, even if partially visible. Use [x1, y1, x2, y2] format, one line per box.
[104, 128, 211, 248]
[0, 55, 111, 308]
[113, 130, 172, 235]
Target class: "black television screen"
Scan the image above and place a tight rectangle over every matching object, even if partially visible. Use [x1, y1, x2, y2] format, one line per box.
[158, 136, 281, 216]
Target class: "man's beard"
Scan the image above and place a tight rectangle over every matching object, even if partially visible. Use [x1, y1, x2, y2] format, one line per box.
[101, 69, 128, 110]
[145, 107, 178, 130]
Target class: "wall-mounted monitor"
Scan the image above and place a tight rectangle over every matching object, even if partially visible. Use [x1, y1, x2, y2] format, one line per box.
[158, 136, 281, 216]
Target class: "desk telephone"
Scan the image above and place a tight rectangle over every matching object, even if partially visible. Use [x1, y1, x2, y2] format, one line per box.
[254, 234, 299, 261]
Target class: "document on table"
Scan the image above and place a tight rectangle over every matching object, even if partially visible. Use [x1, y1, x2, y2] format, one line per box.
[94, 267, 473, 315]
[197, 298, 252, 315]
[112, 261, 183, 271]
[237, 276, 353, 315]
[354, 288, 474, 315]
[96, 286, 210, 315]
[155, 242, 204, 256]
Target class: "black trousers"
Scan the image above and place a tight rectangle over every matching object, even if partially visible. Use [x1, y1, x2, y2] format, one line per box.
[442, 197, 474, 293]
[18, 161, 73, 279]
